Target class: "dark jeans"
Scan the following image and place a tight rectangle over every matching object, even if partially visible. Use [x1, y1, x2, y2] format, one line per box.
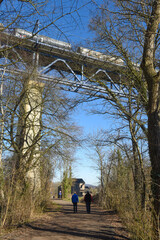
[86, 202, 91, 213]
[73, 202, 77, 213]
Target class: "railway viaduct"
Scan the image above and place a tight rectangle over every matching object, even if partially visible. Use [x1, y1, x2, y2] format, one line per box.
[0, 27, 128, 193]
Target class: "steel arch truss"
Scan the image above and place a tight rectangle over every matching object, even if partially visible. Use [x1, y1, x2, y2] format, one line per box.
[0, 42, 132, 101]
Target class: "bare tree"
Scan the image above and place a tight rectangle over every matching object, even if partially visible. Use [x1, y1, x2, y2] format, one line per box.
[0, 0, 87, 228]
[140, 1, 160, 238]
[88, 1, 160, 238]
[89, 142, 107, 206]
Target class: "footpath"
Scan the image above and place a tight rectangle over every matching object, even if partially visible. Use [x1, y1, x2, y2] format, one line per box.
[1, 199, 131, 240]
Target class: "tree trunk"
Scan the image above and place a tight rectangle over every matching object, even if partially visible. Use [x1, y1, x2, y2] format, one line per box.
[128, 114, 146, 209]
[142, 41, 160, 240]
[140, 1, 160, 238]
[148, 80, 160, 239]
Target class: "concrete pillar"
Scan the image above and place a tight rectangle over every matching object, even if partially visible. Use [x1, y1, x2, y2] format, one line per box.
[26, 80, 44, 193]
[15, 79, 44, 194]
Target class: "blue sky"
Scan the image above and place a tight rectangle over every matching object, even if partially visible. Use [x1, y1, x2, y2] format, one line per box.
[50, 1, 112, 186]
[40, 0, 97, 46]
[1, 0, 113, 186]
[54, 99, 114, 186]
[72, 103, 112, 185]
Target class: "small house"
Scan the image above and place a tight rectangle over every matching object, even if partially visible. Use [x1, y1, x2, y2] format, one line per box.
[71, 178, 85, 196]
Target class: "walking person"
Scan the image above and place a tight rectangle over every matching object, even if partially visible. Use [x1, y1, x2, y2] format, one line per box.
[59, 190, 62, 199]
[71, 192, 79, 213]
[84, 191, 93, 213]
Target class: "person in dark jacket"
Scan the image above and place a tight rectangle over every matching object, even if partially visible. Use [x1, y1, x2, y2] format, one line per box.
[71, 192, 79, 213]
[84, 191, 93, 213]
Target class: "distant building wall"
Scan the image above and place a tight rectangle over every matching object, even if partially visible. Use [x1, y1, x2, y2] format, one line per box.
[71, 178, 85, 196]
[58, 178, 85, 198]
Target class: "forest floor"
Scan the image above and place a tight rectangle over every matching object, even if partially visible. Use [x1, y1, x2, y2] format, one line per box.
[1, 199, 131, 240]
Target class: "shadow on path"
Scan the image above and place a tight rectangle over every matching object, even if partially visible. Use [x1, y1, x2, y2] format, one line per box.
[2, 199, 131, 240]
[25, 222, 129, 240]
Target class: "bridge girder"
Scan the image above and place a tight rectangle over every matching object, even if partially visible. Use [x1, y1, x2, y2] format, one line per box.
[0, 28, 136, 99]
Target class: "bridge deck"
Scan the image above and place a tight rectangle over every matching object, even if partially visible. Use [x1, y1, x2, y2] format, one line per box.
[0, 30, 125, 80]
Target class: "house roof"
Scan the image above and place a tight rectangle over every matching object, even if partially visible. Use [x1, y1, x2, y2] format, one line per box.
[72, 178, 85, 184]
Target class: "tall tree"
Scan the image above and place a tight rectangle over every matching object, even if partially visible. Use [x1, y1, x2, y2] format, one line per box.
[141, 1, 160, 238]
[0, 0, 86, 227]
[89, 0, 160, 238]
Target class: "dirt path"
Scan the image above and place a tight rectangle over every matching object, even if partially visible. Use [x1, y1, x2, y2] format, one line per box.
[1, 199, 131, 240]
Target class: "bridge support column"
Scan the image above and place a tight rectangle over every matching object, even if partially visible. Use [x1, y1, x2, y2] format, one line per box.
[15, 79, 44, 195]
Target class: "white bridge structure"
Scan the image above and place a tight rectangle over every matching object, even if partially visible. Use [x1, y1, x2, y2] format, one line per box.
[0, 27, 127, 98]
[0, 26, 130, 194]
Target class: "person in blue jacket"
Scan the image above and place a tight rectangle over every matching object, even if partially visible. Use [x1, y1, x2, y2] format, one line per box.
[71, 192, 79, 213]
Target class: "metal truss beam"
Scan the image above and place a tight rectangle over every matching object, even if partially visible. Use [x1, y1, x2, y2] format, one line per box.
[0, 29, 135, 99]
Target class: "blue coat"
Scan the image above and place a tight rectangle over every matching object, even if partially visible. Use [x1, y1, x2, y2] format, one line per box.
[72, 193, 79, 203]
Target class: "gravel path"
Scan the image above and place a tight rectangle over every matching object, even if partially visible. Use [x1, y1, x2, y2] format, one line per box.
[1, 199, 131, 240]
